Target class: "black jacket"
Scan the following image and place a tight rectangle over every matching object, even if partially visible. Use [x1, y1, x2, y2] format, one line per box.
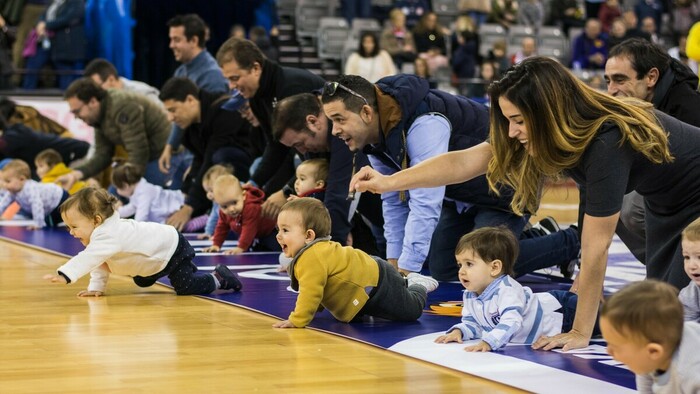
[249, 60, 325, 195]
[653, 58, 700, 127]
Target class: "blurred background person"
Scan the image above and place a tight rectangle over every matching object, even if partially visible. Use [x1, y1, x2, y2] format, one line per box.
[344, 31, 397, 82]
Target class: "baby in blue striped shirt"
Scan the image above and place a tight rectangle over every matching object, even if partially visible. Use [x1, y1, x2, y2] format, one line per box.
[435, 226, 577, 352]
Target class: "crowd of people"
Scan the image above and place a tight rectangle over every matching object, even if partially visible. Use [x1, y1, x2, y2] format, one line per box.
[1, 3, 700, 391]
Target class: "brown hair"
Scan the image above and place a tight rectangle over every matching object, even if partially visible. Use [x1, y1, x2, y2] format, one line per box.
[487, 57, 672, 215]
[280, 198, 332, 238]
[60, 187, 117, 221]
[216, 37, 266, 68]
[455, 226, 519, 277]
[35, 149, 63, 168]
[111, 163, 144, 189]
[298, 158, 329, 183]
[3, 159, 31, 179]
[600, 280, 683, 351]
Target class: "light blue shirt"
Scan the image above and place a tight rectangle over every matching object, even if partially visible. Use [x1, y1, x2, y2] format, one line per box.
[367, 114, 450, 272]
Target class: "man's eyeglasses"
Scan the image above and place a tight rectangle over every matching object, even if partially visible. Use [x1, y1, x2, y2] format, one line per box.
[323, 81, 368, 106]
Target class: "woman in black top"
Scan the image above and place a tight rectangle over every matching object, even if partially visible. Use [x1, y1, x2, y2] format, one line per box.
[347, 56, 700, 351]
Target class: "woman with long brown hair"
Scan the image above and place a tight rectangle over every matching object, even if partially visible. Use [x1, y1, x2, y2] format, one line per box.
[348, 56, 700, 351]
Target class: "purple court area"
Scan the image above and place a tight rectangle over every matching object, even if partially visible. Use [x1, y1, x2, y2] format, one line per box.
[0, 225, 639, 392]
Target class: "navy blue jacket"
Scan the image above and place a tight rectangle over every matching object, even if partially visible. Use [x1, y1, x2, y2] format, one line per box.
[367, 74, 513, 210]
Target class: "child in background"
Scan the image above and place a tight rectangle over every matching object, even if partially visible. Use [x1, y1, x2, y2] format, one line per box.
[198, 164, 234, 240]
[43, 187, 242, 296]
[291, 158, 328, 200]
[202, 174, 278, 255]
[272, 198, 438, 328]
[35, 148, 86, 194]
[599, 280, 700, 393]
[680, 216, 700, 323]
[112, 163, 185, 224]
[434, 227, 569, 351]
[0, 159, 68, 229]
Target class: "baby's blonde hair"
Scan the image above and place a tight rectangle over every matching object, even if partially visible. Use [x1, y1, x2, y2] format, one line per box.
[212, 174, 243, 198]
[682, 216, 700, 242]
[3, 159, 31, 179]
[60, 187, 117, 222]
[203, 164, 234, 185]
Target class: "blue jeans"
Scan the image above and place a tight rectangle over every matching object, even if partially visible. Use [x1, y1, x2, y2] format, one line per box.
[166, 149, 193, 190]
[548, 289, 600, 336]
[515, 227, 581, 277]
[427, 201, 528, 281]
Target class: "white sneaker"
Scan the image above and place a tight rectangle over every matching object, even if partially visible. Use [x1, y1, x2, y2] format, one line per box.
[406, 273, 439, 293]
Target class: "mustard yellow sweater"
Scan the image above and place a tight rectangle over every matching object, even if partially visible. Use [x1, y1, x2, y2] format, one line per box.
[41, 163, 86, 195]
[288, 239, 380, 327]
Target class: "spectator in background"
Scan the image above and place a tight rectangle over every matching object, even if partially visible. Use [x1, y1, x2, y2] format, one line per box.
[641, 16, 664, 46]
[511, 36, 537, 65]
[598, 0, 622, 34]
[83, 58, 161, 105]
[452, 16, 481, 80]
[345, 31, 397, 83]
[11, 0, 49, 86]
[0, 15, 14, 89]
[395, 0, 431, 29]
[458, 0, 492, 26]
[414, 57, 431, 79]
[486, 39, 510, 74]
[230, 24, 246, 39]
[340, 0, 372, 24]
[672, 0, 700, 41]
[467, 60, 497, 99]
[548, 0, 585, 37]
[634, 0, 664, 34]
[380, 8, 417, 70]
[488, 0, 518, 29]
[412, 12, 449, 75]
[607, 18, 628, 49]
[518, 0, 545, 29]
[668, 33, 698, 75]
[22, 0, 86, 90]
[622, 10, 651, 41]
[571, 18, 608, 69]
[249, 26, 278, 63]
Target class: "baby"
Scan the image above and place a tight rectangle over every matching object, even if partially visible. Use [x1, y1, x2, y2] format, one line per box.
[435, 227, 570, 351]
[112, 163, 185, 224]
[202, 174, 278, 255]
[44, 187, 242, 296]
[35, 148, 86, 194]
[273, 198, 438, 328]
[600, 280, 700, 393]
[0, 159, 68, 229]
[680, 216, 700, 323]
[291, 158, 328, 199]
[198, 164, 234, 240]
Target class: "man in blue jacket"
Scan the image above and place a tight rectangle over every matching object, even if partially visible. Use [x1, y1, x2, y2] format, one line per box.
[320, 74, 523, 277]
[320, 74, 581, 280]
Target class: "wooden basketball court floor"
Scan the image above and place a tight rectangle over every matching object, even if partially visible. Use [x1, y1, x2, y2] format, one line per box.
[0, 184, 579, 393]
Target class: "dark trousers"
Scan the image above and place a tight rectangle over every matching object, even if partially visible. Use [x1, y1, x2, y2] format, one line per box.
[133, 232, 216, 295]
[212, 146, 253, 183]
[358, 258, 427, 321]
[46, 190, 69, 227]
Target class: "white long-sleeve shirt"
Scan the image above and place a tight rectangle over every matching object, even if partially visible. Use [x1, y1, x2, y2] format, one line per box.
[0, 180, 64, 227]
[57, 212, 179, 293]
[635, 322, 700, 393]
[448, 275, 563, 350]
[118, 178, 185, 223]
[679, 282, 700, 323]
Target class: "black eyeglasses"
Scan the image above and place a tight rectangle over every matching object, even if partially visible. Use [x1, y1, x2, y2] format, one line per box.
[323, 81, 368, 106]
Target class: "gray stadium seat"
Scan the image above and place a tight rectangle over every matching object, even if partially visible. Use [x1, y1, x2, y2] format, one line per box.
[318, 17, 350, 59]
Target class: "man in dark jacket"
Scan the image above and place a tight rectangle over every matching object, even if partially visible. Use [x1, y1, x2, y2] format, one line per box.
[215, 37, 325, 218]
[158, 77, 253, 223]
[273, 93, 385, 257]
[605, 37, 700, 263]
